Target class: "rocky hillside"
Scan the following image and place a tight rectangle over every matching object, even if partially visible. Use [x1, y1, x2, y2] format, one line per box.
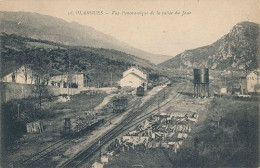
[0, 11, 172, 64]
[160, 21, 259, 70]
[0, 33, 157, 86]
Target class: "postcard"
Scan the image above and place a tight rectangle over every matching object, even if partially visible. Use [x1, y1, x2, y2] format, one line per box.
[0, 0, 259, 167]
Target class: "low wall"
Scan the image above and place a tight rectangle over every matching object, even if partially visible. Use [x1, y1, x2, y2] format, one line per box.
[0, 82, 83, 102]
[0, 82, 118, 102]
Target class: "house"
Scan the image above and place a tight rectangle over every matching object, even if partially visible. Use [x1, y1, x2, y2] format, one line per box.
[49, 73, 86, 88]
[123, 67, 147, 79]
[247, 69, 260, 93]
[1, 65, 48, 85]
[119, 67, 148, 89]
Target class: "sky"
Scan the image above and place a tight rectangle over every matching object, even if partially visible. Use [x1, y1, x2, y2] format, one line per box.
[0, 0, 259, 56]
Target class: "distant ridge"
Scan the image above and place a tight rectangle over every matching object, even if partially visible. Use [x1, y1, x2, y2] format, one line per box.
[0, 11, 172, 64]
[160, 21, 259, 70]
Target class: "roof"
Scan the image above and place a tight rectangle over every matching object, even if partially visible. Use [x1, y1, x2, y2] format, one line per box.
[125, 66, 147, 74]
[1, 64, 48, 78]
[1, 62, 21, 78]
[123, 72, 147, 81]
[248, 69, 260, 76]
[1, 63, 81, 79]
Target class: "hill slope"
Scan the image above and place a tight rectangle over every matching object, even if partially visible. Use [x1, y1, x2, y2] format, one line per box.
[0, 11, 172, 64]
[0, 33, 156, 86]
[160, 21, 259, 70]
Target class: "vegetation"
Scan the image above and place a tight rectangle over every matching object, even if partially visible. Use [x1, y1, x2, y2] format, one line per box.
[51, 93, 107, 112]
[1, 92, 107, 153]
[171, 97, 259, 167]
[106, 97, 259, 168]
[1, 98, 54, 149]
[1, 33, 156, 86]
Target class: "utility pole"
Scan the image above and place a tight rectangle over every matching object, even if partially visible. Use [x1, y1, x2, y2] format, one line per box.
[164, 88, 166, 99]
[157, 94, 160, 113]
[69, 58, 71, 96]
[110, 72, 113, 89]
[17, 104, 20, 120]
[231, 70, 234, 94]
[67, 72, 69, 95]
[98, 140, 102, 160]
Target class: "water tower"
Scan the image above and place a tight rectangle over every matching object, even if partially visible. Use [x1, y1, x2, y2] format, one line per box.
[193, 68, 209, 97]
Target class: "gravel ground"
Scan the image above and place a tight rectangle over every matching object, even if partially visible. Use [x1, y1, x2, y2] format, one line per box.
[104, 81, 211, 168]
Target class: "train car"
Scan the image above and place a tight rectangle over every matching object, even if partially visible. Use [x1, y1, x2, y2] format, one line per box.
[61, 115, 104, 137]
[147, 82, 153, 90]
[113, 97, 128, 113]
[136, 86, 145, 96]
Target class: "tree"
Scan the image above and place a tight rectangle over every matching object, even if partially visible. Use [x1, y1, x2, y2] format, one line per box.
[33, 73, 50, 109]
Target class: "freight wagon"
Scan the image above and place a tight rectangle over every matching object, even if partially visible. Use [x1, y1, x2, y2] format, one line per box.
[62, 114, 104, 137]
[136, 86, 145, 96]
[113, 97, 128, 113]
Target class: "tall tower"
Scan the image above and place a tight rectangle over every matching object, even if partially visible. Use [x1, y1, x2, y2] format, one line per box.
[193, 68, 210, 98]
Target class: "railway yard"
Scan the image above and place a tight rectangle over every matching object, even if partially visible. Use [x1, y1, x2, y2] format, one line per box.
[1, 8, 259, 168]
[2, 70, 259, 168]
[2, 77, 211, 168]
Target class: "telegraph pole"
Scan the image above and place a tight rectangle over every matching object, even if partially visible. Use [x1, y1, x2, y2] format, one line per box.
[110, 72, 113, 89]
[17, 104, 20, 120]
[157, 94, 160, 113]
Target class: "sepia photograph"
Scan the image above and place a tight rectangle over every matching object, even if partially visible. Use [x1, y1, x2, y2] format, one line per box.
[0, 0, 259, 167]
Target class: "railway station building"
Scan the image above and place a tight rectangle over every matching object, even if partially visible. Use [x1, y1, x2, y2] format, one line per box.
[119, 67, 148, 89]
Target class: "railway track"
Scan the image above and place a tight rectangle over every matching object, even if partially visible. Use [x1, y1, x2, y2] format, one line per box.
[118, 82, 188, 134]
[14, 96, 141, 168]
[61, 101, 143, 168]
[17, 137, 71, 167]
[61, 81, 188, 168]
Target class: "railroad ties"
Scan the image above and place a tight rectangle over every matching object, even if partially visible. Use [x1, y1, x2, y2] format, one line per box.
[62, 81, 188, 168]
[61, 101, 143, 168]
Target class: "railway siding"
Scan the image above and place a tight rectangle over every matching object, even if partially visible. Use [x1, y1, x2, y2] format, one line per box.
[60, 81, 186, 168]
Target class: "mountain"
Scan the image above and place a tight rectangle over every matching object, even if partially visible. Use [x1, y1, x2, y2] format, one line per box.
[0, 33, 157, 86]
[0, 11, 172, 64]
[160, 21, 259, 70]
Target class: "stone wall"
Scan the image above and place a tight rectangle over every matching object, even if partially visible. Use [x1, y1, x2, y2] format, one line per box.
[0, 82, 82, 102]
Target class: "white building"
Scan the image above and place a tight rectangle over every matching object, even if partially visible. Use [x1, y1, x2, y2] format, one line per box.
[119, 67, 147, 89]
[1, 65, 42, 84]
[247, 69, 260, 93]
[123, 67, 147, 80]
[49, 73, 85, 88]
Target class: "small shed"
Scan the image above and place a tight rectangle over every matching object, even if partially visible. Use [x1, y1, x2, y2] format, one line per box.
[26, 120, 43, 133]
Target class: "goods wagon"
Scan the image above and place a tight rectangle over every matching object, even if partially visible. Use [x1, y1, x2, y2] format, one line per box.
[62, 113, 104, 137]
[136, 86, 144, 96]
[113, 97, 128, 113]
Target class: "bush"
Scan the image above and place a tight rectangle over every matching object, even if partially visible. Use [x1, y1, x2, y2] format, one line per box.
[1, 99, 54, 149]
[169, 97, 259, 167]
